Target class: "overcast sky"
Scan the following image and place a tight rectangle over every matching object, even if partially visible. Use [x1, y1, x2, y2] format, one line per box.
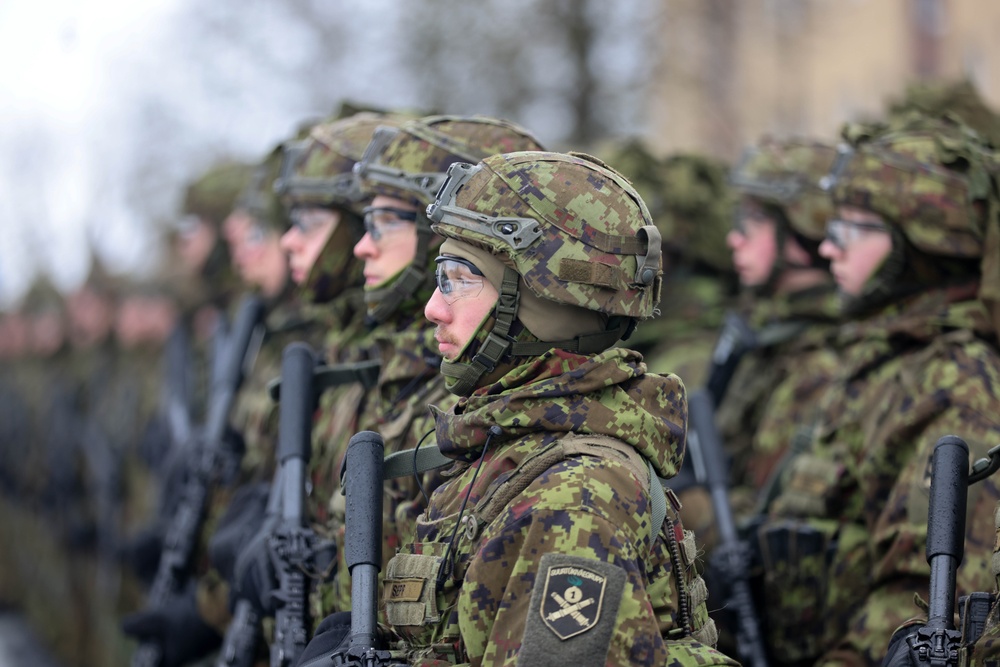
[0, 0, 411, 306]
[0, 0, 654, 308]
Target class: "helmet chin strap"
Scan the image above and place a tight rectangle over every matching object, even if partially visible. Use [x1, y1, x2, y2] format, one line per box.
[441, 267, 521, 396]
[842, 227, 908, 315]
[364, 217, 436, 324]
[441, 267, 634, 396]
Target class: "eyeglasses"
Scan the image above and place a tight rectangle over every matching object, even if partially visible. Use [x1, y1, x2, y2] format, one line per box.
[434, 255, 485, 304]
[289, 207, 338, 235]
[243, 223, 269, 246]
[824, 218, 889, 250]
[362, 206, 418, 242]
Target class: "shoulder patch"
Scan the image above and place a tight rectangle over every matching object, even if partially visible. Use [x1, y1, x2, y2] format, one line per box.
[517, 553, 626, 667]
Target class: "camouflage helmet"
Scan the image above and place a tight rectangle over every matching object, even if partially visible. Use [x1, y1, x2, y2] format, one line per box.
[182, 161, 255, 228]
[352, 115, 545, 324]
[828, 114, 1000, 312]
[830, 115, 996, 258]
[658, 153, 734, 272]
[594, 138, 665, 216]
[596, 141, 733, 273]
[237, 145, 288, 233]
[427, 151, 662, 395]
[354, 114, 545, 207]
[730, 137, 839, 242]
[274, 112, 411, 214]
[888, 79, 1000, 148]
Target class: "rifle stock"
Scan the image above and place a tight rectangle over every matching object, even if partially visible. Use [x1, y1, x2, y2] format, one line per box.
[131, 295, 265, 667]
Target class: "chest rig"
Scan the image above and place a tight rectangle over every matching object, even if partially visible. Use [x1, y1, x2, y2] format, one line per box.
[379, 432, 716, 663]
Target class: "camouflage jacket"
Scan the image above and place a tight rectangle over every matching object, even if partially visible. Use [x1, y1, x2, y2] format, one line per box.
[311, 316, 456, 622]
[760, 288, 1000, 667]
[967, 504, 1000, 667]
[382, 347, 737, 667]
[713, 284, 841, 525]
[198, 294, 327, 630]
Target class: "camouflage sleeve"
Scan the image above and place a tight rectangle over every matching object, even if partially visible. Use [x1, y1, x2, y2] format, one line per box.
[818, 395, 1000, 667]
[456, 456, 738, 667]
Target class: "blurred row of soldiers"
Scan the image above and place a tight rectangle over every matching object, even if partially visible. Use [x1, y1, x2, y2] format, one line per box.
[0, 78, 996, 667]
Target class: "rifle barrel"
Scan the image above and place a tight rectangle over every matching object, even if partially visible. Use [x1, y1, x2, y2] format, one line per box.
[344, 431, 385, 653]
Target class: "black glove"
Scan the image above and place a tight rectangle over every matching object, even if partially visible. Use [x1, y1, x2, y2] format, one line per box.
[118, 526, 164, 585]
[294, 612, 352, 667]
[121, 585, 222, 667]
[232, 516, 280, 616]
[882, 623, 922, 667]
[208, 481, 271, 585]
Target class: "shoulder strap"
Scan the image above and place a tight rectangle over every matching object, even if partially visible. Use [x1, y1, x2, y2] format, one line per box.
[381, 432, 669, 545]
[383, 444, 453, 480]
[267, 359, 381, 401]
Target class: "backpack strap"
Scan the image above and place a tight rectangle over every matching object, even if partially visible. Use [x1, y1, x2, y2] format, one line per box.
[380, 432, 668, 545]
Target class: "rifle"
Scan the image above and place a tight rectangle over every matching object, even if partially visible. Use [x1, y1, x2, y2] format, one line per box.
[131, 295, 265, 667]
[269, 342, 318, 667]
[215, 478, 285, 667]
[325, 430, 399, 667]
[163, 322, 194, 455]
[688, 389, 769, 667]
[885, 435, 969, 667]
[705, 312, 757, 407]
[667, 311, 755, 494]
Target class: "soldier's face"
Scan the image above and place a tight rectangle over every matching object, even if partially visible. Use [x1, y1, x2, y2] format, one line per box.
[280, 207, 340, 285]
[353, 196, 419, 287]
[727, 198, 778, 287]
[235, 223, 288, 294]
[176, 217, 216, 274]
[819, 206, 892, 296]
[424, 260, 499, 361]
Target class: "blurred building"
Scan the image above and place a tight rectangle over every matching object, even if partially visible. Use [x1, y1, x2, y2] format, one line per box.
[647, 0, 1000, 159]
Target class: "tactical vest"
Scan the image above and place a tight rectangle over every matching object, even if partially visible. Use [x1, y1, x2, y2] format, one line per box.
[381, 432, 718, 664]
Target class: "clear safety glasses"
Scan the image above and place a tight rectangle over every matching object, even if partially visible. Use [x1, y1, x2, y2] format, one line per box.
[362, 206, 418, 242]
[825, 218, 889, 250]
[434, 255, 485, 304]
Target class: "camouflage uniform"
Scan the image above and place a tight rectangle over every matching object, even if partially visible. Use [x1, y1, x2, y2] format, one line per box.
[3, 279, 93, 666]
[714, 138, 844, 529]
[757, 116, 1000, 667]
[356, 151, 735, 666]
[310, 115, 546, 620]
[967, 507, 1000, 667]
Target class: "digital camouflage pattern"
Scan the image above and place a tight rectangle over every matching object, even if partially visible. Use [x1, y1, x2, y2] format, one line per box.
[278, 112, 412, 215]
[355, 115, 545, 325]
[731, 137, 839, 241]
[358, 115, 545, 208]
[834, 114, 1000, 330]
[833, 116, 994, 261]
[614, 149, 738, 377]
[967, 505, 1000, 667]
[682, 286, 842, 554]
[310, 324, 455, 623]
[380, 347, 735, 666]
[429, 150, 662, 320]
[277, 113, 396, 314]
[759, 288, 1000, 667]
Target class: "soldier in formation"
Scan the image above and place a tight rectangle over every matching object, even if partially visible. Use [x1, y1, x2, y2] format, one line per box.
[3, 81, 1000, 667]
